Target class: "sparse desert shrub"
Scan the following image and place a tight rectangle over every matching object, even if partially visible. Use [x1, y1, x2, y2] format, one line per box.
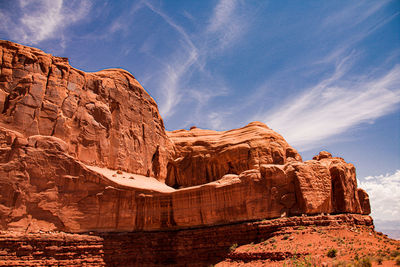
[229, 243, 238, 252]
[354, 257, 371, 267]
[327, 248, 337, 258]
[361, 257, 372, 267]
[395, 255, 400, 265]
[392, 250, 400, 258]
[282, 234, 290, 240]
[297, 256, 313, 267]
[332, 260, 347, 267]
[270, 237, 276, 243]
[290, 255, 321, 267]
[376, 256, 383, 265]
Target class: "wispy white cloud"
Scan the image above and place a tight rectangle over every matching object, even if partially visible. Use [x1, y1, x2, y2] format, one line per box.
[261, 57, 400, 150]
[108, 2, 143, 35]
[0, 0, 91, 45]
[143, 1, 200, 118]
[207, 0, 237, 33]
[144, 1, 197, 55]
[141, 0, 252, 120]
[322, 0, 390, 29]
[317, 7, 398, 67]
[206, 0, 247, 50]
[358, 170, 400, 238]
[246, 1, 399, 150]
[207, 111, 229, 130]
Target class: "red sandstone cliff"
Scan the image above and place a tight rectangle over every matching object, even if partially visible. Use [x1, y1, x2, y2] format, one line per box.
[0, 40, 370, 233]
[166, 122, 302, 188]
[0, 40, 172, 179]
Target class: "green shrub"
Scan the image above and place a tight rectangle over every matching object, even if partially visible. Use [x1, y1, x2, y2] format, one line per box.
[392, 250, 400, 258]
[327, 248, 337, 258]
[357, 257, 371, 267]
[229, 243, 238, 252]
[395, 255, 400, 265]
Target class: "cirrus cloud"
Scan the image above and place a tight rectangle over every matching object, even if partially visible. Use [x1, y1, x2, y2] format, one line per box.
[0, 0, 91, 45]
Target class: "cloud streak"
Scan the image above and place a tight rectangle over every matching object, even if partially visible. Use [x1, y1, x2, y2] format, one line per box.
[143, 1, 200, 118]
[205, 0, 248, 51]
[0, 0, 91, 45]
[322, 0, 390, 29]
[261, 58, 400, 150]
[141, 0, 249, 120]
[207, 0, 237, 33]
[249, 2, 400, 151]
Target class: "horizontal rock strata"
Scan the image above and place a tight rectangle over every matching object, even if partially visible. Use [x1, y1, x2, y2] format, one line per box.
[0, 232, 104, 266]
[0, 214, 373, 267]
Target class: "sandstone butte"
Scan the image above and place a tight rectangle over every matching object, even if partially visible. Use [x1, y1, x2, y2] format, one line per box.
[0, 40, 371, 236]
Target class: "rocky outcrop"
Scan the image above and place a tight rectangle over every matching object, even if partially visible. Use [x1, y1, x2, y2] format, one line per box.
[0, 40, 172, 179]
[0, 40, 371, 234]
[166, 122, 302, 188]
[357, 188, 371, 215]
[0, 126, 369, 232]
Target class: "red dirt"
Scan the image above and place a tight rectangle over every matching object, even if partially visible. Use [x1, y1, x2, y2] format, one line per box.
[217, 225, 400, 266]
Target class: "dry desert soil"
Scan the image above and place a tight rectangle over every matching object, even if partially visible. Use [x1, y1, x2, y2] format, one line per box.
[217, 224, 400, 267]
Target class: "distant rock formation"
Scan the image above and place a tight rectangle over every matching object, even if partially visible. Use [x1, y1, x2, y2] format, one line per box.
[0, 40, 370, 233]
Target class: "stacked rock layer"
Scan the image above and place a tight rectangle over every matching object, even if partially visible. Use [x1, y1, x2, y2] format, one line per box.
[0, 40, 370, 233]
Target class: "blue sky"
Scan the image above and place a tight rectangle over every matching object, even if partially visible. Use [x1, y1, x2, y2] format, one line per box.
[0, 0, 399, 237]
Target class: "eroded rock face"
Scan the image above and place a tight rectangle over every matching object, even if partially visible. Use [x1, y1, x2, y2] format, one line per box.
[166, 121, 302, 188]
[0, 126, 368, 232]
[0, 41, 371, 233]
[357, 188, 371, 215]
[0, 40, 172, 179]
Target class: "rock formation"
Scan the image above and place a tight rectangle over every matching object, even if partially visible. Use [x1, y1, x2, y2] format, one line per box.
[0, 214, 374, 266]
[166, 122, 302, 188]
[0, 40, 370, 234]
[0, 40, 172, 179]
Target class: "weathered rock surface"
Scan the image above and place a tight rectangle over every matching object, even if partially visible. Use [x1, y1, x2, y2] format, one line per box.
[166, 121, 302, 188]
[0, 231, 105, 266]
[0, 40, 371, 234]
[0, 40, 172, 179]
[0, 123, 369, 232]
